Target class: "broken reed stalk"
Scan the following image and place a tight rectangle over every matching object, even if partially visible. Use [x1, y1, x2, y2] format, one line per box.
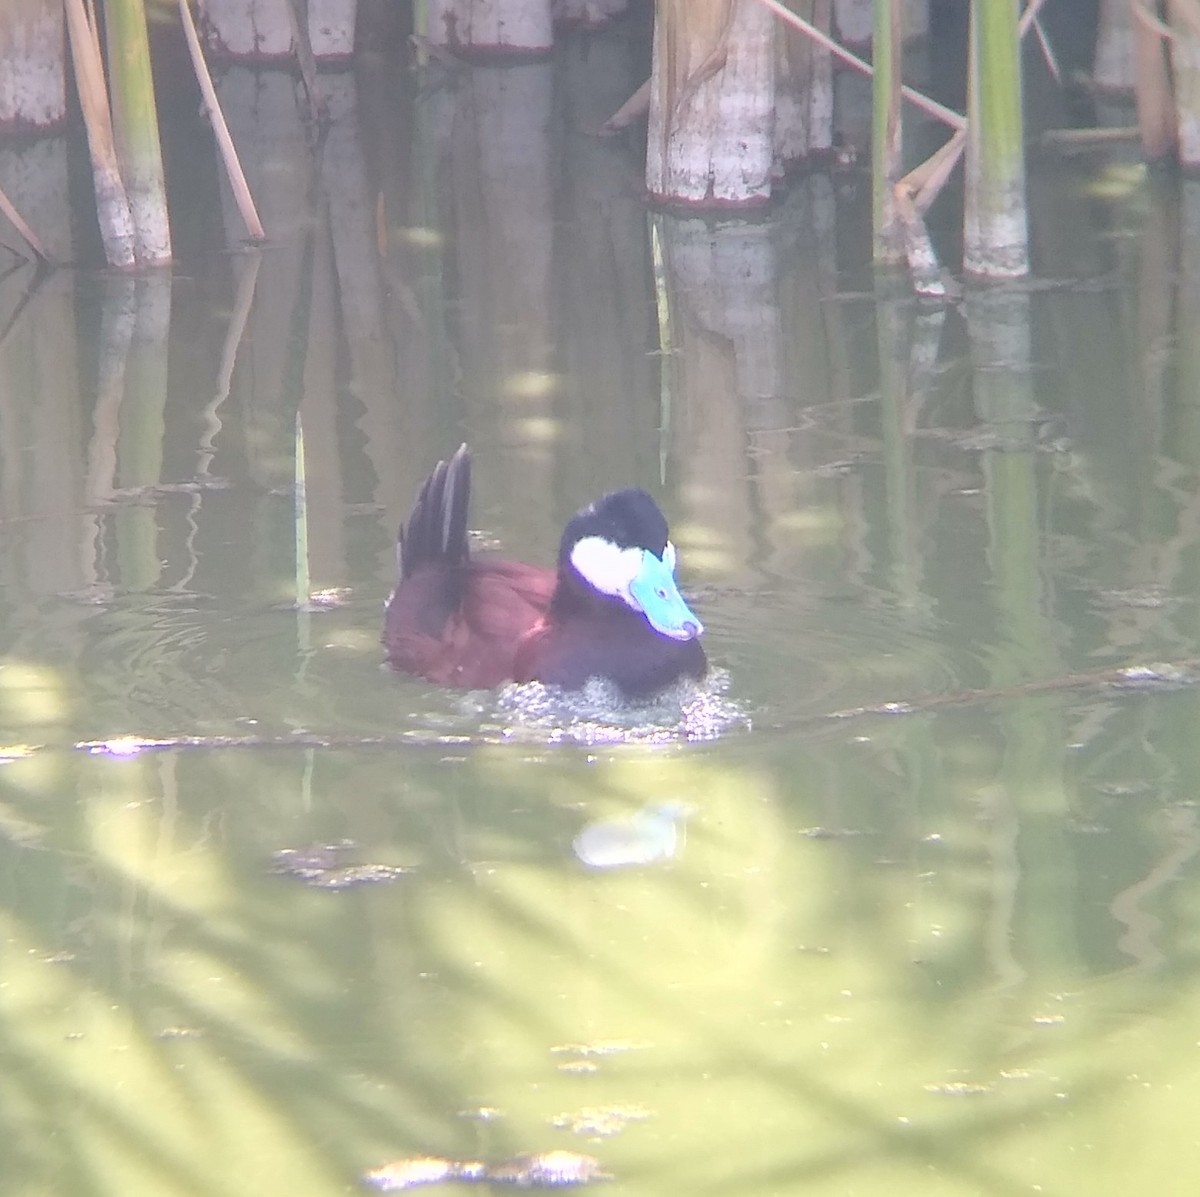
[892, 129, 967, 297]
[892, 187, 943, 296]
[177, 0, 266, 241]
[1028, 13, 1061, 83]
[0, 182, 48, 262]
[872, 0, 904, 263]
[604, 0, 965, 149]
[282, 0, 329, 127]
[598, 78, 651, 135]
[895, 0, 1049, 289]
[64, 0, 136, 268]
[907, 127, 967, 213]
[752, 0, 964, 130]
[761, 0, 1047, 285]
[106, 0, 172, 264]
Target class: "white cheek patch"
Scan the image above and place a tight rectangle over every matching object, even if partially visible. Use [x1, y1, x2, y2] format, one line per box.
[570, 536, 644, 602]
[662, 541, 676, 574]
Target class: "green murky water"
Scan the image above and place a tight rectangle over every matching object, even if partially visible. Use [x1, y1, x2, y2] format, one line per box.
[3, 43, 1200, 1197]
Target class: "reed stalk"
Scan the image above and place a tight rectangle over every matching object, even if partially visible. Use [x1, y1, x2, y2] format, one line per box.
[177, 0, 266, 241]
[64, 0, 136, 268]
[646, 0, 775, 206]
[117, 277, 171, 587]
[752, 0, 963, 130]
[871, 0, 903, 262]
[198, 251, 260, 478]
[650, 214, 672, 485]
[1167, 0, 1200, 166]
[282, 0, 329, 125]
[0, 0, 68, 132]
[1132, 0, 1176, 161]
[105, 0, 172, 263]
[876, 294, 920, 605]
[413, 0, 428, 64]
[295, 413, 311, 629]
[0, 183, 48, 261]
[964, 0, 1029, 277]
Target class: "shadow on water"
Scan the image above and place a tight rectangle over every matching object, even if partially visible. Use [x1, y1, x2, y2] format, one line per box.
[4, 20, 1200, 1196]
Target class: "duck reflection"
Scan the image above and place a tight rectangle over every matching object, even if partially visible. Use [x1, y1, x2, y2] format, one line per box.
[572, 801, 691, 869]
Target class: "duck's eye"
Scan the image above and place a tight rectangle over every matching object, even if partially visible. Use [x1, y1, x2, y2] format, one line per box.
[656, 587, 668, 599]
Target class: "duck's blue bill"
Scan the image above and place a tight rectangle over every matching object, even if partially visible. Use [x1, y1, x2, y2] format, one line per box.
[629, 551, 704, 641]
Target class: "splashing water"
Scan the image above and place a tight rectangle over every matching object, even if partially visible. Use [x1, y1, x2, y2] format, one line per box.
[480, 668, 749, 746]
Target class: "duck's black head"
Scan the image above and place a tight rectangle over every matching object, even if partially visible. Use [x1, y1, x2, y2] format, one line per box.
[555, 488, 703, 643]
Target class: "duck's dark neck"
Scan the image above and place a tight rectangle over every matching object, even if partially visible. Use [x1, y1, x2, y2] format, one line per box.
[549, 566, 634, 625]
[538, 562, 706, 697]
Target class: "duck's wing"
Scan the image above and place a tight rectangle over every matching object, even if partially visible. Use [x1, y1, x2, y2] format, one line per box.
[398, 443, 471, 581]
[385, 559, 555, 688]
[387, 446, 563, 688]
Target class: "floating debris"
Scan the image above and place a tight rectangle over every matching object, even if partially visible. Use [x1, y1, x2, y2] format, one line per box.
[0, 743, 42, 762]
[550, 1040, 648, 1058]
[456, 1106, 503, 1123]
[281, 587, 355, 613]
[489, 1152, 608, 1187]
[924, 1080, 994, 1097]
[827, 701, 916, 719]
[57, 584, 116, 606]
[307, 587, 353, 608]
[81, 735, 153, 757]
[1093, 585, 1170, 610]
[549, 1104, 651, 1138]
[271, 841, 411, 889]
[556, 1060, 600, 1076]
[919, 422, 1070, 455]
[797, 825, 864, 840]
[1092, 780, 1157, 798]
[1031, 1013, 1066, 1026]
[362, 1157, 458, 1190]
[813, 457, 868, 478]
[1111, 663, 1197, 691]
[105, 478, 233, 501]
[156, 1025, 205, 1040]
[362, 1150, 609, 1191]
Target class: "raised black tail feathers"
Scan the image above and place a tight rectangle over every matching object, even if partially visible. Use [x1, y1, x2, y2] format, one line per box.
[398, 444, 472, 580]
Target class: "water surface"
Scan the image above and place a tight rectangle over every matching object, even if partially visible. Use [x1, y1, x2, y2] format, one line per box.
[1, 37, 1199, 1197]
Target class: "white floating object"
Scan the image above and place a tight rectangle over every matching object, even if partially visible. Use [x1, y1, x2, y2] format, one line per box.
[573, 803, 690, 870]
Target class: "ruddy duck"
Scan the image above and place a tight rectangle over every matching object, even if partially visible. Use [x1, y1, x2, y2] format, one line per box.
[383, 445, 706, 698]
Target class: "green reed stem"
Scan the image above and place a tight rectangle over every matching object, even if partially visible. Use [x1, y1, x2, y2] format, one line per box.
[964, 1, 1029, 276]
[105, 0, 171, 263]
[871, 0, 904, 262]
[294, 413, 312, 649]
